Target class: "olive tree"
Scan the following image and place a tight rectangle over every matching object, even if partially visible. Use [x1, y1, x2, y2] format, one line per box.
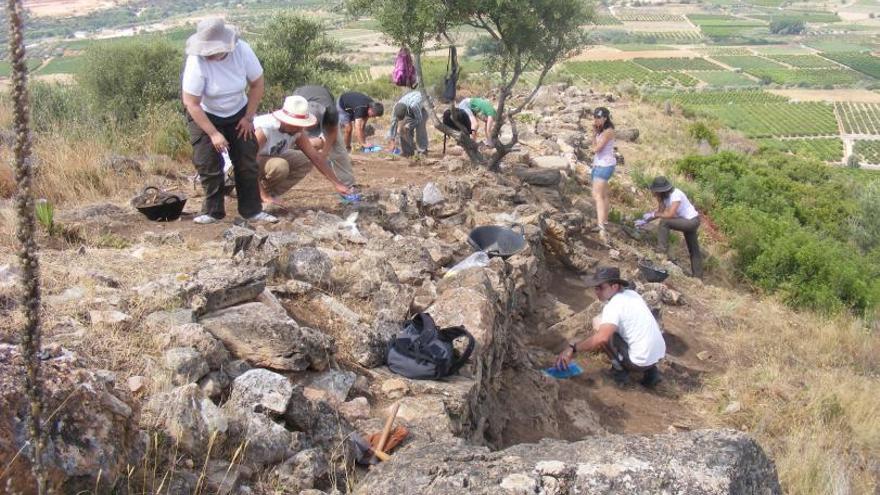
[348, 0, 593, 169]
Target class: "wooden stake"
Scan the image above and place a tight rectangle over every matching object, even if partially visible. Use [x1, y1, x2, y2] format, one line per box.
[375, 401, 400, 453]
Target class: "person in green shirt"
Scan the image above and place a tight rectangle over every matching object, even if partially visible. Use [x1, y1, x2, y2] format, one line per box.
[456, 97, 497, 146]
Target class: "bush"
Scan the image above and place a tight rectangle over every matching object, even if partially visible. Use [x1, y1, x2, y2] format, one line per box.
[676, 151, 880, 314]
[688, 122, 719, 149]
[77, 38, 182, 123]
[770, 19, 806, 35]
[29, 81, 93, 132]
[466, 36, 501, 57]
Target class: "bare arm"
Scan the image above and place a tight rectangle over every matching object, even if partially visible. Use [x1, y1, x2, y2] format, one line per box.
[183, 91, 227, 152]
[592, 129, 614, 153]
[656, 201, 680, 219]
[295, 133, 349, 194]
[556, 323, 616, 369]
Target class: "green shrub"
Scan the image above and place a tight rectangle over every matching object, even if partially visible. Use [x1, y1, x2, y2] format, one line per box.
[29, 81, 93, 131]
[688, 121, 720, 149]
[77, 38, 182, 123]
[677, 151, 880, 314]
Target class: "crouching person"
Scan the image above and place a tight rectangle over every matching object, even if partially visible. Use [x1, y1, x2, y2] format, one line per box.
[387, 90, 428, 157]
[255, 95, 353, 208]
[555, 266, 665, 388]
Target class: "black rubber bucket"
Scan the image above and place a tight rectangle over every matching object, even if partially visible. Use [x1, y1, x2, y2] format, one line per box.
[132, 186, 187, 222]
[638, 260, 669, 283]
[467, 225, 526, 258]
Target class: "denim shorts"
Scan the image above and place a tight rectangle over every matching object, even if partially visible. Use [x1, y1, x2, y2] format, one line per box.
[591, 165, 616, 182]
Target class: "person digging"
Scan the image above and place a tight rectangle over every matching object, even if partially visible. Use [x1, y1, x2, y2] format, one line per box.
[555, 266, 665, 388]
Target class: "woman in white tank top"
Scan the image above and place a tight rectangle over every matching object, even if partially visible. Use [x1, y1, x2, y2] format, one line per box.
[590, 107, 616, 243]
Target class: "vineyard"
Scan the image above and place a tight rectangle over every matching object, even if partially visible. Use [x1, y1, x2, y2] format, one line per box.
[616, 13, 688, 22]
[591, 15, 623, 25]
[821, 52, 880, 79]
[766, 54, 839, 69]
[688, 102, 838, 138]
[703, 47, 754, 56]
[713, 55, 787, 70]
[757, 138, 844, 162]
[746, 68, 869, 86]
[692, 70, 758, 87]
[650, 89, 789, 105]
[835, 102, 880, 135]
[631, 31, 703, 42]
[564, 61, 699, 87]
[633, 57, 724, 71]
[688, 14, 767, 38]
[853, 140, 880, 164]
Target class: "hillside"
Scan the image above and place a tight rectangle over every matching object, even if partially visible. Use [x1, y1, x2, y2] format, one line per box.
[0, 76, 878, 493]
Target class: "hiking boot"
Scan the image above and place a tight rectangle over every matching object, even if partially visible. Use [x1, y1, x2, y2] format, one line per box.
[640, 366, 662, 388]
[609, 367, 630, 386]
[247, 212, 279, 224]
[193, 214, 220, 225]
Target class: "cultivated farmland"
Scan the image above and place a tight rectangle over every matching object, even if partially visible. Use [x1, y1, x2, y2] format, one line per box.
[836, 102, 880, 135]
[822, 52, 880, 79]
[757, 138, 844, 162]
[634, 57, 724, 71]
[853, 140, 880, 163]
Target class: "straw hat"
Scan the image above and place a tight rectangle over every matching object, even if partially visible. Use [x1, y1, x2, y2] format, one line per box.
[186, 18, 237, 57]
[582, 266, 630, 288]
[272, 96, 318, 128]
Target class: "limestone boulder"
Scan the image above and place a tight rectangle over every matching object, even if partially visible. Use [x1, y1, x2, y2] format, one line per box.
[199, 302, 334, 371]
[285, 247, 332, 286]
[514, 168, 561, 187]
[162, 347, 210, 385]
[616, 128, 640, 142]
[155, 323, 230, 369]
[355, 430, 781, 494]
[0, 345, 142, 493]
[143, 383, 227, 460]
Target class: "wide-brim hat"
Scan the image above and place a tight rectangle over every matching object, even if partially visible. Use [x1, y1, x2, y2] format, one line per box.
[649, 176, 674, 193]
[186, 18, 237, 57]
[583, 266, 630, 288]
[272, 95, 318, 128]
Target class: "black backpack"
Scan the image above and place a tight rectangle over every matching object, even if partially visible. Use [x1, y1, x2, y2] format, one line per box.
[386, 313, 475, 380]
[440, 46, 459, 104]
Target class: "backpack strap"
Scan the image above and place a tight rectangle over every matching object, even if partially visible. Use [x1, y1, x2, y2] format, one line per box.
[412, 312, 438, 346]
[439, 326, 475, 375]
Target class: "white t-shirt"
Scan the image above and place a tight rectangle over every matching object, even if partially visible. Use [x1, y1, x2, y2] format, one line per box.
[600, 289, 665, 367]
[664, 188, 699, 220]
[253, 114, 300, 156]
[181, 40, 263, 118]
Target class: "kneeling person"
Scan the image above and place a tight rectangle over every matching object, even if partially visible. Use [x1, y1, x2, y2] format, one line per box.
[255, 95, 352, 207]
[387, 90, 428, 157]
[555, 266, 665, 388]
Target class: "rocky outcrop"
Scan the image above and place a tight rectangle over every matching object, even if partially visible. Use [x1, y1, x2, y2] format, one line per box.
[0, 345, 142, 493]
[356, 429, 781, 495]
[199, 302, 335, 371]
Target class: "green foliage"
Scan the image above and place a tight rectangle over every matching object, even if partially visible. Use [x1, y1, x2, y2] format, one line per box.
[688, 122, 720, 148]
[465, 36, 501, 57]
[251, 13, 348, 104]
[35, 199, 56, 236]
[675, 152, 880, 314]
[757, 138, 844, 163]
[769, 18, 806, 35]
[77, 38, 182, 123]
[29, 81, 94, 132]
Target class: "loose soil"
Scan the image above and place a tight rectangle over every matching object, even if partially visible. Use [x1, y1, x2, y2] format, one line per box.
[571, 47, 698, 61]
[23, 0, 118, 17]
[769, 88, 880, 103]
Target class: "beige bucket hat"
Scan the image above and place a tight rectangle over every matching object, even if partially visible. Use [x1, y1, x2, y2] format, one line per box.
[273, 96, 318, 128]
[186, 18, 237, 57]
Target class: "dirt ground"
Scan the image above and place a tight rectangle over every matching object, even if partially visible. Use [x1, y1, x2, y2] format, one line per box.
[571, 47, 698, 61]
[768, 88, 880, 103]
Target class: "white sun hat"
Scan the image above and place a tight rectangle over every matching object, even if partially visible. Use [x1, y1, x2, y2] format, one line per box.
[186, 18, 237, 57]
[272, 95, 318, 127]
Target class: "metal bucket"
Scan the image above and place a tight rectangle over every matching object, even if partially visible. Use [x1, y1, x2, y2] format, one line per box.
[467, 224, 526, 258]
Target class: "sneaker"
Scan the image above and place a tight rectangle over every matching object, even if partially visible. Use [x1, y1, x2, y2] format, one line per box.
[247, 212, 279, 224]
[640, 366, 662, 388]
[194, 214, 220, 224]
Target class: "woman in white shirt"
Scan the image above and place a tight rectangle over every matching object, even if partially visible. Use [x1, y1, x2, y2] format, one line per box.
[181, 19, 276, 224]
[638, 176, 703, 279]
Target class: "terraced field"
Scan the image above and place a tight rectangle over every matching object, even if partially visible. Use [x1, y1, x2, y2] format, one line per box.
[822, 52, 880, 79]
[836, 102, 880, 135]
[701, 102, 838, 137]
[564, 60, 699, 87]
[651, 89, 789, 105]
[853, 140, 880, 164]
[631, 31, 703, 42]
[633, 57, 724, 71]
[713, 55, 787, 70]
[691, 70, 757, 87]
[746, 68, 869, 86]
[616, 12, 688, 22]
[767, 54, 839, 69]
[757, 138, 844, 162]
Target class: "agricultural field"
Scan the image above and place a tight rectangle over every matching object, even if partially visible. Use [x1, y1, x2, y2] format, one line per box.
[822, 52, 880, 79]
[806, 37, 878, 53]
[835, 102, 880, 135]
[564, 60, 699, 88]
[687, 14, 767, 38]
[690, 102, 838, 137]
[34, 56, 84, 75]
[767, 54, 839, 69]
[746, 67, 870, 87]
[650, 89, 789, 105]
[591, 15, 623, 25]
[608, 43, 673, 51]
[750, 10, 841, 23]
[703, 47, 754, 56]
[753, 45, 816, 55]
[853, 140, 880, 164]
[691, 70, 758, 87]
[712, 55, 787, 70]
[631, 31, 703, 43]
[757, 138, 844, 162]
[616, 12, 688, 22]
[633, 57, 724, 71]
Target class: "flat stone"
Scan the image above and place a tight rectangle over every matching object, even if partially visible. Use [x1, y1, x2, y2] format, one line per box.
[380, 378, 409, 400]
[127, 375, 147, 393]
[514, 168, 561, 187]
[163, 347, 210, 385]
[338, 397, 370, 421]
[89, 310, 131, 326]
[531, 155, 570, 171]
[306, 369, 356, 404]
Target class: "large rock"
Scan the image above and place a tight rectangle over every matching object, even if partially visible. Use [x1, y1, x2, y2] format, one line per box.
[530, 155, 570, 171]
[355, 430, 781, 494]
[616, 127, 640, 142]
[163, 347, 210, 385]
[199, 302, 334, 371]
[286, 247, 332, 286]
[132, 262, 267, 314]
[155, 323, 231, 369]
[269, 448, 330, 493]
[514, 168, 561, 187]
[143, 383, 227, 459]
[0, 345, 142, 493]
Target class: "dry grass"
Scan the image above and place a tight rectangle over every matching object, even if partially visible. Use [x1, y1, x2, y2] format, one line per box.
[686, 289, 880, 494]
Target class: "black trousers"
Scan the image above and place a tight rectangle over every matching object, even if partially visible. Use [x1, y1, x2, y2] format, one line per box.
[603, 333, 654, 372]
[187, 106, 261, 219]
